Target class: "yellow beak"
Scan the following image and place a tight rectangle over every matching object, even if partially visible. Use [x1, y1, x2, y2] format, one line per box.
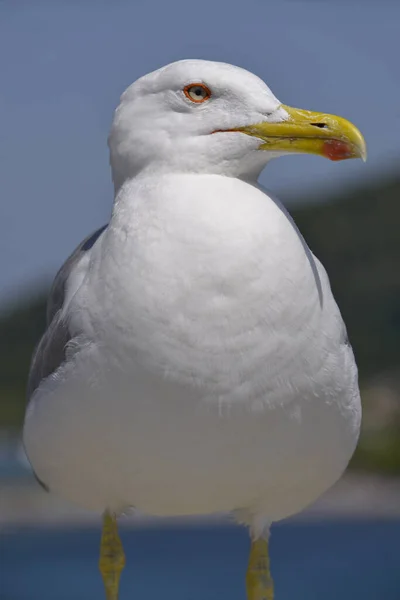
[238, 105, 367, 162]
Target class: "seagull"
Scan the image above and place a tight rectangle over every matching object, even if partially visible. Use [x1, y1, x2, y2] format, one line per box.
[23, 59, 366, 600]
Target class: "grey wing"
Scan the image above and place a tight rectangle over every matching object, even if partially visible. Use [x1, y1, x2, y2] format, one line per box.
[27, 224, 107, 399]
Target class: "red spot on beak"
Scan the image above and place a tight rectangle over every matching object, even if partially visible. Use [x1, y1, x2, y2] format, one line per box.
[323, 139, 353, 161]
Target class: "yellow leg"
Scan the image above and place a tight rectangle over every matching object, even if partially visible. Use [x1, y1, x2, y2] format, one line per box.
[99, 510, 126, 600]
[246, 537, 274, 600]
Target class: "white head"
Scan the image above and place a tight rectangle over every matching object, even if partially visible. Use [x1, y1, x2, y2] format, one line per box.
[109, 59, 366, 193]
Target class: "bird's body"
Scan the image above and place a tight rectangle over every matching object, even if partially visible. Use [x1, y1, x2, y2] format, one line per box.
[25, 173, 360, 525]
[23, 59, 366, 600]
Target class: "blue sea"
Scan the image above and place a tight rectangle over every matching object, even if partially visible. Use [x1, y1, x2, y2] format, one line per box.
[2, 520, 399, 600]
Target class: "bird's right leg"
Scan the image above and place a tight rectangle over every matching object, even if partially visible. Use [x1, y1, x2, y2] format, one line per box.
[99, 510, 126, 600]
[246, 536, 274, 600]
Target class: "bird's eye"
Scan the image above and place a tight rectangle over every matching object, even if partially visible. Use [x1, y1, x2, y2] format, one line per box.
[183, 83, 211, 103]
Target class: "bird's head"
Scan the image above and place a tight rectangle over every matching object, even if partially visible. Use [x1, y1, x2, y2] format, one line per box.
[109, 59, 366, 192]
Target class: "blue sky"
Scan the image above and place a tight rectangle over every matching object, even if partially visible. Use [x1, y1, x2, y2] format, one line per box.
[1, 0, 399, 305]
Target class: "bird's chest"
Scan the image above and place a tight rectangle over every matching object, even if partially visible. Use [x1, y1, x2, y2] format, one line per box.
[78, 184, 323, 402]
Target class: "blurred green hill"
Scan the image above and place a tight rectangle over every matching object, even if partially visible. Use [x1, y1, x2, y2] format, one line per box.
[1, 173, 399, 472]
[293, 175, 400, 377]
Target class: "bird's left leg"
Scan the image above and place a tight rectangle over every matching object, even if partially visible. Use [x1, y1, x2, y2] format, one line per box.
[246, 525, 274, 600]
[99, 510, 126, 600]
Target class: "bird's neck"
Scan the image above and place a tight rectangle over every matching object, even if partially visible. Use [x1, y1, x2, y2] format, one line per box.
[108, 173, 291, 265]
[111, 172, 262, 225]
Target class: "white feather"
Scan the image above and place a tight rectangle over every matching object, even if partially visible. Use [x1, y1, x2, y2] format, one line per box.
[24, 60, 361, 535]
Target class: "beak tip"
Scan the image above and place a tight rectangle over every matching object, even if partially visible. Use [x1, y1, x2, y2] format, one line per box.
[357, 140, 367, 163]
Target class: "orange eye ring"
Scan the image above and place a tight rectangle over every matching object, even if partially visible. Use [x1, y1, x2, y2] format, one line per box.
[183, 83, 212, 103]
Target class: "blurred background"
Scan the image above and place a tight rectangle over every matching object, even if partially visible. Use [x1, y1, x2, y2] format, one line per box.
[1, 0, 399, 599]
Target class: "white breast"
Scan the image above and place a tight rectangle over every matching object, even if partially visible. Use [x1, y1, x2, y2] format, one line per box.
[84, 175, 328, 399]
[24, 174, 361, 520]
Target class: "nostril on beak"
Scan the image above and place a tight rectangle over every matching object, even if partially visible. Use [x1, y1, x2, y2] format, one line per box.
[311, 123, 327, 129]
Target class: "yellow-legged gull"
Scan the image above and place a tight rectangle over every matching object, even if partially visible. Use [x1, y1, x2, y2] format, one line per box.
[23, 59, 366, 600]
